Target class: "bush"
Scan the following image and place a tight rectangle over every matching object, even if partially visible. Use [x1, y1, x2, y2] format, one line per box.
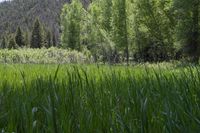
[0, 47, 93, 64]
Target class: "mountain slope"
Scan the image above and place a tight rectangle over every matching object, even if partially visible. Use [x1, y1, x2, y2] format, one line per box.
[0, 0, 90, 40]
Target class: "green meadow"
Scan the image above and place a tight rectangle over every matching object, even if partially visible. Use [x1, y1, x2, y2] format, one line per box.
[0, 64, 200, 132]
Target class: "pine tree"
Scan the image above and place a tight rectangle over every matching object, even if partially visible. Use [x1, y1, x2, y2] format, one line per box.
[45, 30, 52, 48]
[0, 36, 7, 49]
[52, 32, 57, 47]
[24, 31, 30, 48]
[15, 27, 25, 47]
[31, 18, 43, 48]
[8, 37, 18, 49]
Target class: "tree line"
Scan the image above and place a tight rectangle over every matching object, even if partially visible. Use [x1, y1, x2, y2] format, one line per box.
[61, 0, 200, 64]
[0, 18, 57, 49]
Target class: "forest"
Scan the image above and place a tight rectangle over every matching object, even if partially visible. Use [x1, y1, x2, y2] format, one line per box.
[0, 0, 200, 64]
[0, 0, 200, 133]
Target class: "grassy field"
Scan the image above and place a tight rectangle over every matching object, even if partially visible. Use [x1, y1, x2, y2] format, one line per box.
[0, 64, 200, 133]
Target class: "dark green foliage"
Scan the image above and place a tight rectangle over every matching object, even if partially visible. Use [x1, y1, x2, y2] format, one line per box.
[174, 0, 200, 63]
[24, 31, 30, 47]
[31, 19, 43, 48]
[8, 37, 18, 49]
[52, 31, 57, 47]
[0, 36, 7, 49]
[45, 30, 52, 48]
[134, 0, 175, 62]
[15, 27, 25, 47]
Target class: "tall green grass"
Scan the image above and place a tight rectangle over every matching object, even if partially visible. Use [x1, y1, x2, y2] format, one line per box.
[0, 64, 200, 133]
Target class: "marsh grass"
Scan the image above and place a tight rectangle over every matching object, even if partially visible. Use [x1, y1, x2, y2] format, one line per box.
[0, 64, 200, 132]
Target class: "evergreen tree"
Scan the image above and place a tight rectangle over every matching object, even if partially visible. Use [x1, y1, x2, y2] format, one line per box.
[24, 31, 30, 47]
[0, 36, 7, 49]
[31, 18, 43, 48]
[45, 30, 52, 48]
[15, 27, 25, 47]
[8, 37, 18, 49]
[52, 32, 57, 47]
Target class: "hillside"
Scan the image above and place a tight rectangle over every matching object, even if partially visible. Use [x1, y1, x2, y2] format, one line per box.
[0, 0, 90, 39]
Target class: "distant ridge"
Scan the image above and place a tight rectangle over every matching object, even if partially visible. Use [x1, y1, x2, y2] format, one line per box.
[0, 0, 90, 40]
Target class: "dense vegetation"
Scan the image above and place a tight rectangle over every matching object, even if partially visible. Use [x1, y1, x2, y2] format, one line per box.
[0, 64, 200, 132]
[0, 48, 92, 64]
[0, 0, 200, 132]
[1, 0, 200, 63]
[0, 0, 90, 43]
[60, 0, 200, 63]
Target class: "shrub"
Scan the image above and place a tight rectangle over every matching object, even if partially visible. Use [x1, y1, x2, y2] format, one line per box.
[0, 47, 93, 64]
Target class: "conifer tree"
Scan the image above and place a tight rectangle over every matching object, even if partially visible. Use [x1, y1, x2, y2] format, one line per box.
[45, 30, 52, 48]
[24, 31, 30, 48]
[0, 36, 7, 49]
[52, 32, 57, 47]
[15, 27, 25, 47]
[31, 18, 43, 48]
[8, 37, 18, 49]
